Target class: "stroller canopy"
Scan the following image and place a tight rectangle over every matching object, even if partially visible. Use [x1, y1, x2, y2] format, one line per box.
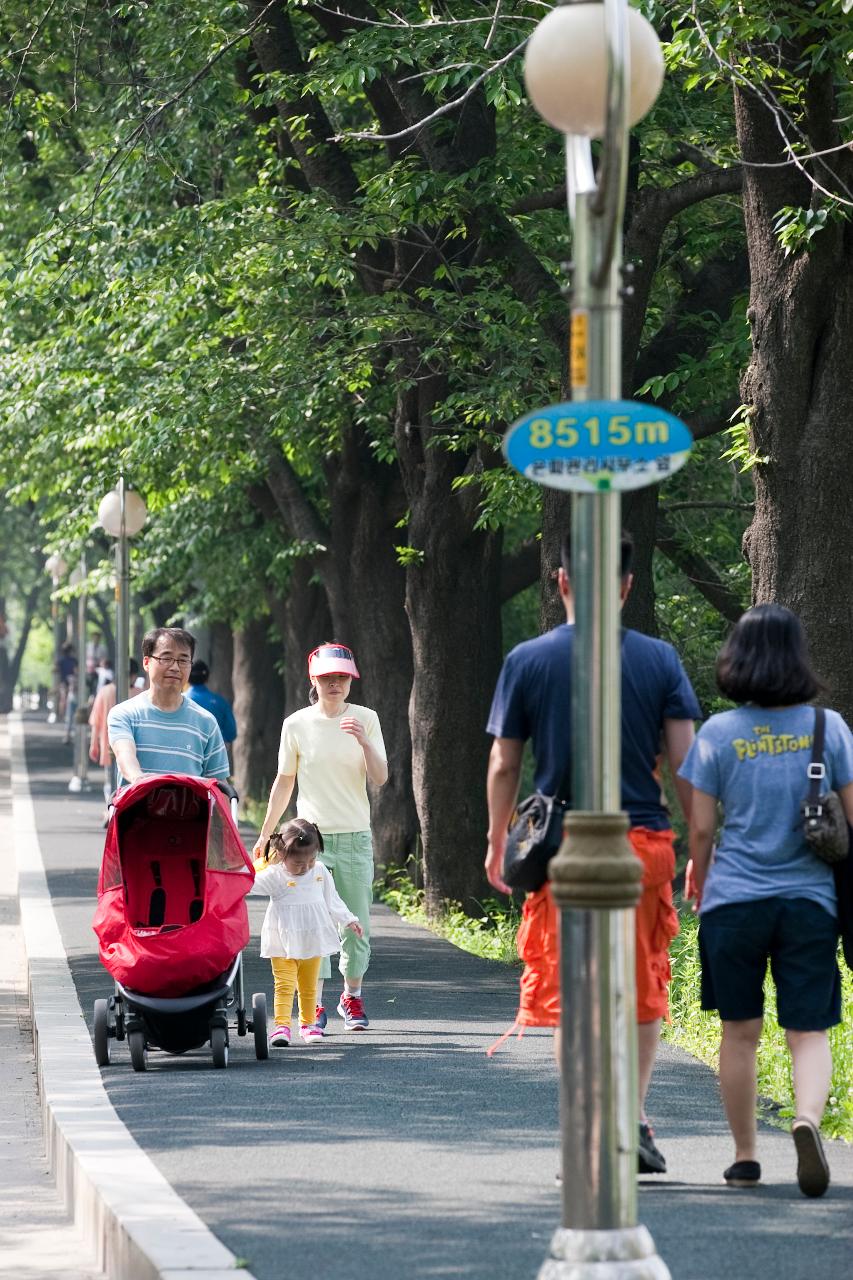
[93, 774, 254, 997]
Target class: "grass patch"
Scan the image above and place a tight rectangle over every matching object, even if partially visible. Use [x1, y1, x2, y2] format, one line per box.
[376, 870, 522, 964]
[664, 910, 853, 1142]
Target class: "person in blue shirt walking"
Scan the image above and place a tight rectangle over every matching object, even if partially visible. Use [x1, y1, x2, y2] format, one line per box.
[108, 627, 230, 788]
[185, 660, 238, 772]
[679, 604, 853, 1197]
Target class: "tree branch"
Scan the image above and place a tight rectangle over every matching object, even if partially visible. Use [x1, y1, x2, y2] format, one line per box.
[259, 450, 330, 550]
[246, 0, 360, 206]
[660, 501, 753, 512]
[333, 37, 529, 143]
[510, 186, 564, 215]
[656, 510, 746, 624]
[501, 537, 539, 602]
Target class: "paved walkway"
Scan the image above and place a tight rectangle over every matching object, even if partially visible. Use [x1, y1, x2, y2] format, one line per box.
[0, 721, 102, 1280]
[6, 712, 853, 1278]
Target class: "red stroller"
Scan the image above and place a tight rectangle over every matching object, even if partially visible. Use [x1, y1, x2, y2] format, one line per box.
[91, 773, 268, 1070]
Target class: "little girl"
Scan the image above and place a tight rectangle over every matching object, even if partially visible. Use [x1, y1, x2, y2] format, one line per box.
[252, 818, 363, 1047]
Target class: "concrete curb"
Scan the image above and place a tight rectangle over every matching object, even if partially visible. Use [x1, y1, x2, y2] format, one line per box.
[6, 714, 258, 1280]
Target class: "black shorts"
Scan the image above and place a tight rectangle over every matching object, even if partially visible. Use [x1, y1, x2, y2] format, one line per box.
[698, 897, 841, 1030]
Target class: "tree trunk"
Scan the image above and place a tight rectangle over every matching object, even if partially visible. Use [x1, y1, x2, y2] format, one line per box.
[90, 598, 116, 666]
[325, 437, 419, 872]
[621, 488, 658, 635]
[0, 587, 38, 713]
[406, 520, 503, 911]
[735, 71, 853, 721]
[540, 490, 571, 633]
[267, 562, 333, 718]
[207, 621, 234, 703]
[231, 617, 286, 803]
[397, 376, 504, 910]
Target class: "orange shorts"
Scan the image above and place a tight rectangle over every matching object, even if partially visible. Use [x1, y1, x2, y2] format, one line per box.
[515, 826, 679, 1027]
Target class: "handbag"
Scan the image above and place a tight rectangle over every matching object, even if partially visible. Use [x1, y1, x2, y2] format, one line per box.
[801, 707, 849, 865]
[503, 764, 572, 894]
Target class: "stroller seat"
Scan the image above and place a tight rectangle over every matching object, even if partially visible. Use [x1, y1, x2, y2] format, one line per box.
[121, 816, 207, 930]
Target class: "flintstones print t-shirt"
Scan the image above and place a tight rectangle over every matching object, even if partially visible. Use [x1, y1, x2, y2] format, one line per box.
[679, 704, 853, 916]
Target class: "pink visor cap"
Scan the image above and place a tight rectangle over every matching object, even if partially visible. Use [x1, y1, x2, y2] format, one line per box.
[307, 644, 360, 679]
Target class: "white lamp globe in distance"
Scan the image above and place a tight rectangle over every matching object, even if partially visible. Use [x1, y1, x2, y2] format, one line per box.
[44, 552, 68, 581]
[524, 3, 664, 138]
[98, 488, 148, 538]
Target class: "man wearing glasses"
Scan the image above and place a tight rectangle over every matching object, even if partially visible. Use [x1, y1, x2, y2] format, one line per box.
[108, 627, 230, 788]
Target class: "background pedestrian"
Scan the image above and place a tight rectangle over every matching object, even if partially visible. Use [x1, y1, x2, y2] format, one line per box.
[185, 659, 237, 771]
[680, 603, 853, 1195]
[253, 642, 387, 1033]
[485, 533, 699, 1175]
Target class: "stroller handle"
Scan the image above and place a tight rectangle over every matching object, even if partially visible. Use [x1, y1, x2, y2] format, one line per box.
[215, 779, 240, 824]
[107, 776, 239, 821]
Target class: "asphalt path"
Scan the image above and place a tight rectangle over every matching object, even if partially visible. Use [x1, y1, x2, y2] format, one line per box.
[22, 715, 853, 1279]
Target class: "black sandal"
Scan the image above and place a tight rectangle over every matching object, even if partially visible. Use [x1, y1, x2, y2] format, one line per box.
[792, 1119, 830, 1198]
[723, 1160, 761, 1187]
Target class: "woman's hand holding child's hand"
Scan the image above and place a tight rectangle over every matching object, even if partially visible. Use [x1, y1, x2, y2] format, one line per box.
[346, 920, 364, 937]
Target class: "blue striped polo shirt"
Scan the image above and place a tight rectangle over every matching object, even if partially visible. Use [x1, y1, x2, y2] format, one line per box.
[108, 692, 230, 787]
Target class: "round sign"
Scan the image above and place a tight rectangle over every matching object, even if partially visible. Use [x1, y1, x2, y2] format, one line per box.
[503, 400, 693, 492]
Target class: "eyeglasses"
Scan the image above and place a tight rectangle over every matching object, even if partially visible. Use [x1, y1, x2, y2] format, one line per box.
[148, 654, 192, 669]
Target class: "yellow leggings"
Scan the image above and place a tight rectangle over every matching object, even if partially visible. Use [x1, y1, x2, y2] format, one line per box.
[270, 956, 322, 1030]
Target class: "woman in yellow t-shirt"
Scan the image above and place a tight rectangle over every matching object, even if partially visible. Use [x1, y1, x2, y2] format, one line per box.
[254, 642, 388, 1032]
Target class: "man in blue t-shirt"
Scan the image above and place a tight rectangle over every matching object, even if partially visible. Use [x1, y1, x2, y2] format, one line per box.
[185, 660, 238, 771]
[108, 627, 230, 788]
[485, 533, 699, 1176]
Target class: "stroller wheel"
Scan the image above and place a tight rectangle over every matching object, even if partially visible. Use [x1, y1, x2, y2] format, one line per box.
[252, 993, 269, 1061]
[211, 1025, 228, 1069]
[128, 1029, 148, 1072]
[93, 999, 111, 1067]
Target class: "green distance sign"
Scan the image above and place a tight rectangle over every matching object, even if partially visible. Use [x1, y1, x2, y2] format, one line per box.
[503, 399, 694, 492]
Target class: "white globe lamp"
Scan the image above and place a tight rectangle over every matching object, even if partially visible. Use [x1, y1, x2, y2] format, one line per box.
[524, 2, 664, 138]
[44, 552, 68, 582]
[98, 488, 148, 537]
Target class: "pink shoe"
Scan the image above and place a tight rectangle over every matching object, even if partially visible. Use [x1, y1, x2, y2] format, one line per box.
[299, 1024, 324, 1044]
[270, 1025, 291, 1047]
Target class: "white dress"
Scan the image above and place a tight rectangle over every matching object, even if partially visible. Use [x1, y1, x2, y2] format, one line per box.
[251, 861, 358, 959]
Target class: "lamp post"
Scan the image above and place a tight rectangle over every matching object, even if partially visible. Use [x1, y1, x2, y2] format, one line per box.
[524, 4, 669, 1277]
[44, 552, 68, 723]
[97, 477, 147, 707]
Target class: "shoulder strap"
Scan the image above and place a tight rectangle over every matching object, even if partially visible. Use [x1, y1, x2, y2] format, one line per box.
[808, 706, 826, 805]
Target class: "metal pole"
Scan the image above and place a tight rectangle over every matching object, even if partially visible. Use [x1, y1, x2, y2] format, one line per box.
[115, 474, 130, 707]
[540, 1, 669, 1275]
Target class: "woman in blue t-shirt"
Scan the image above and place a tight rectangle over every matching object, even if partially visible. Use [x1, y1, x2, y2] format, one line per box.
[679, 604, 853, 1198]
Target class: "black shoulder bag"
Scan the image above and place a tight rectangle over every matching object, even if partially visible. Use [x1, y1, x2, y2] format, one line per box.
[801, 707, 849, 865]
[502, 761, 572, 894]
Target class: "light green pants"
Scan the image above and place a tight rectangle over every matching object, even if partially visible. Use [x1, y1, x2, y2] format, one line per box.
[320, 830, 373, 981]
